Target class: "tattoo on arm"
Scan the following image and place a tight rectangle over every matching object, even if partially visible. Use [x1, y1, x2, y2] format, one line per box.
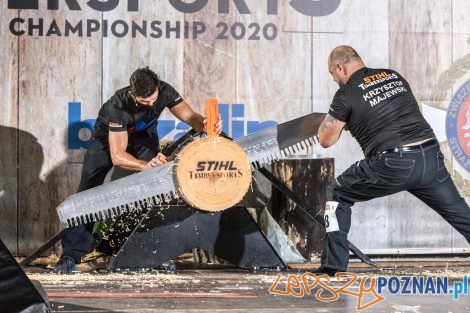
[319, 115, 339, 135]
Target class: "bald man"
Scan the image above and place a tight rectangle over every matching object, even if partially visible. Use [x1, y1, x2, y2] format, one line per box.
[316, 45, 470, 276]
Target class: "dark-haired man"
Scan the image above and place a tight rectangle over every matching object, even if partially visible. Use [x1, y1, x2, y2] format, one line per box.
[54, 68, 221, 272]
[316, 45, 470, 276]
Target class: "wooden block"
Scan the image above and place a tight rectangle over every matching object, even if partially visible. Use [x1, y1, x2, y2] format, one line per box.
[205, 98, 219, 138]
[271, 158, 334, 261]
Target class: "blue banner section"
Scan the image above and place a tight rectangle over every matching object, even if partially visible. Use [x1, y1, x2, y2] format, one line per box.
[68, 102, 96, 150]
[68, 102, 277, 150]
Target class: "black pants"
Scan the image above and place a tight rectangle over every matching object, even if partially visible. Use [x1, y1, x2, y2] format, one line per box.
[321, 140, 470, 271]
[61, 136, 158, 263]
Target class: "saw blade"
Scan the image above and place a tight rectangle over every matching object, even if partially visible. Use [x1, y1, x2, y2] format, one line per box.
[57, 112, 326, 227]
[57, 161, 179, 227]
[235, 112, 326, 168]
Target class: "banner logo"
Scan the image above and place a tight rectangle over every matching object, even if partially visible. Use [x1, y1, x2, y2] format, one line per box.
[446, 80, 470, 170]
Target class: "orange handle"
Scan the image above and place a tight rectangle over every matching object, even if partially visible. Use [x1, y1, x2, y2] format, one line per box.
[205, 98, 219, 138]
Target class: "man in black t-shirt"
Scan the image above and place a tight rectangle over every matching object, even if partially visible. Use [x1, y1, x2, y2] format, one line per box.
[54, 68, 221, 272]
[315, 46, 470, 276]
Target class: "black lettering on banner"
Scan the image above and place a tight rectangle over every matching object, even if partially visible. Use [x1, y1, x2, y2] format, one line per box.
[248, 23, 260, 40]
[216, 22, 229, 39]
[9, 18, 25, 36]
[166, 21, 181, 39]
[263, 23, 277, 40]
[49, 0, 80, 10]
[102, 19, 108, 37]
[46, 19, 61, 36]
[150, 21, 162, 38]
[8, 0, 340, 16]
[325, 215, 330, 228]
[28, 18, 43, 36]
[169, 0, 208, 14]
[217, 22, 277, 40]
[289, 0, 341, 17]
[87, 0, 119, 12]
[231, 22, 245, 40]
[8, 0, 38, 9]
[193, 21, 206, 38]
[132, 21, 146, 37]
[65, 20, 83, 36]
[111, 20, 129, 37]
[267, 0, 278, 15]
[218, 0, 250, 14]
[86, 19, 100, 37]
[127, 0, 139, 11]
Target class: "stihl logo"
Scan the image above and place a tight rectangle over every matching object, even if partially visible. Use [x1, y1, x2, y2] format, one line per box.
[8, 0, 341, 17]
[196, 161, 237, 171]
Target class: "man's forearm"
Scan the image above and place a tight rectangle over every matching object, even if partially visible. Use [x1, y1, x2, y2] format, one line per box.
[318, 114, 346, 148]
[187, 113, 205, 132]
[111, 152, 148, 171]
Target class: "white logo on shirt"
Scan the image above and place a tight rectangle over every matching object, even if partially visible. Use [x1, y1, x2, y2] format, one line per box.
[109, 122, 123, 128]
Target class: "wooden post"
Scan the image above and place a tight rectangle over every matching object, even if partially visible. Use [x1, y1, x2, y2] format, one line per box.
[271, 158, 334, 261]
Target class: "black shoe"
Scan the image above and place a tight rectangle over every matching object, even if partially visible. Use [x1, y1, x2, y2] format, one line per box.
[312, 267, 339, 277]
[53, 255, 77, 273]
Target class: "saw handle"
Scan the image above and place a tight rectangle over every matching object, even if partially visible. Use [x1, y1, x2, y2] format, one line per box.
[205, 98, 219, 138]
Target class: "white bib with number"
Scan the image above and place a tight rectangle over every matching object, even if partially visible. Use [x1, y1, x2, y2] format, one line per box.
[324, 201, 339, 232]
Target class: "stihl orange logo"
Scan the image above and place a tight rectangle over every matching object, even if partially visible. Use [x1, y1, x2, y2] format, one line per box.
[363, 71, 389, 84]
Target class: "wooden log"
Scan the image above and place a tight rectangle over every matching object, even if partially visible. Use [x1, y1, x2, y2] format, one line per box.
[176, 137, 252, 211]
[271, 158, 334, 261]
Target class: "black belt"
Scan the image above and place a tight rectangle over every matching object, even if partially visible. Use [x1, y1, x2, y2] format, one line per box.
[380, 139, 438, 154]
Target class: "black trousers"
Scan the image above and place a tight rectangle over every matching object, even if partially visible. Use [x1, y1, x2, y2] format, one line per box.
[61, 136, 158, 263]
[321, 140, 470, 271]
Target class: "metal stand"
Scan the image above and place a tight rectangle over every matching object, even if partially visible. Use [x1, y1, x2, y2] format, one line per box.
[257, 166, 377, 268]
[108, 205, 286, 271]
[20, 228, 73, 267]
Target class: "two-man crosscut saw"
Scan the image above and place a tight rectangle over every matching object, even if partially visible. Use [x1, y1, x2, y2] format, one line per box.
[56, 112, 327, 228]
[51, 112, 376, 268]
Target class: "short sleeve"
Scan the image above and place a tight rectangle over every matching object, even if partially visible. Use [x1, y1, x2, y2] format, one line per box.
[328, 87, 351, 123]
[160, 82, 184, 109]
[107, 97, 129, 132]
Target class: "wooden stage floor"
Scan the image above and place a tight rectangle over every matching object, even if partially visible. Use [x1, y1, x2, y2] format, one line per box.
[24, 260, 470, 313]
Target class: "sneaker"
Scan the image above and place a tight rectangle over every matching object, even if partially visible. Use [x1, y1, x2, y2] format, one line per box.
[53, 255, 77, 273]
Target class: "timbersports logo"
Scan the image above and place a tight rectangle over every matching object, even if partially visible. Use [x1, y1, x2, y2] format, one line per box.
[446, 80, 470, 170]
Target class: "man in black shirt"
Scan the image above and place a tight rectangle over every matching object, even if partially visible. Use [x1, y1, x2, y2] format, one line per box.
[54, 67, 221, 272]
[316, 45, 470, 276]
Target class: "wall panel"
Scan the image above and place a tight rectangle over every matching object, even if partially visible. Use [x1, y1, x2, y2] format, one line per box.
[17, 4, 102, 254]
[0, 3, 19, 253]
[236, 1, 312, 124]
[183, 1, 237, 117]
